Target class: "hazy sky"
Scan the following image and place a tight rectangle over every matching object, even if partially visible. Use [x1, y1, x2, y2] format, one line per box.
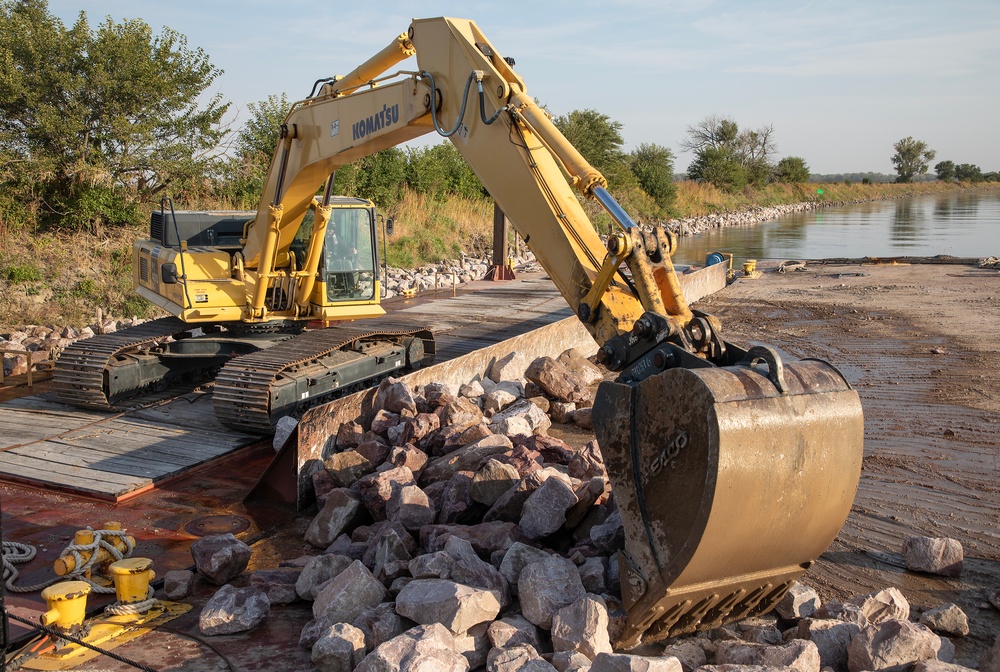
[47, 0, 1000, 175]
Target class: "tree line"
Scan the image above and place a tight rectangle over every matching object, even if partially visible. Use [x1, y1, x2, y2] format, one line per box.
[890, 137, 998, 184]
[6, 1, 989, 235]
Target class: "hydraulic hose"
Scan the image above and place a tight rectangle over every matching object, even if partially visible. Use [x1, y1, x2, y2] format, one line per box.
[419, 71, 477, 137]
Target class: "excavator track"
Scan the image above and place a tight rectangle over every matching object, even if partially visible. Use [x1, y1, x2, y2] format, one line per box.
[213, 319, 435, 433]
[53, 317, 196, 410]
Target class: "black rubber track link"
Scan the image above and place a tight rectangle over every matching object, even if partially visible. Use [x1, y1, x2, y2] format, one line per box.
[213, 318, 434, 433]
[52, 316, 194, 410]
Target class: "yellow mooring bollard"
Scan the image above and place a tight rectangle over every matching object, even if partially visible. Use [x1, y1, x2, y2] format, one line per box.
[108, 558, 155, 604]
[39, 580, 91, 632]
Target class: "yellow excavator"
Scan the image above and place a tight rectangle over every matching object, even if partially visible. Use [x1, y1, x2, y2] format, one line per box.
[54, 17, 864, 647]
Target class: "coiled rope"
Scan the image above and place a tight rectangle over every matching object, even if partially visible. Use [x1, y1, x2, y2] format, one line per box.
[3, 529, 158, 614]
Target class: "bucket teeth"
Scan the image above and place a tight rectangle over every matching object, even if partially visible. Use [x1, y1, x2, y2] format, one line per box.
[594, 355, 863, 648]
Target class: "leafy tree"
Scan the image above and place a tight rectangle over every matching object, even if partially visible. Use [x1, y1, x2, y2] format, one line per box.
[404, 143, 483, 201]
[224, 93, 290, 208]
[891, 137, 936, 183]
[687, 146, 748, 192]
[773, 156, 810, 183]
[954, 163, 983, 183]
[628, 143, 676, 209]
[334, 148, 408, 207]
[0, 0, 228, 228]
[552, 108, 636, 189]
[934, 160, 955, 182]
[681, 115, 776, 189]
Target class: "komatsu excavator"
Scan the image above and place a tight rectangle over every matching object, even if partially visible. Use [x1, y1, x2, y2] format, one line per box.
[54, 17, 864, 647]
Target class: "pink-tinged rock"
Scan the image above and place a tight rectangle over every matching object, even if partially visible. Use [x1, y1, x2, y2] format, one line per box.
[313, 469, 337, 506]
[421, 521, 527, 558]
[312, 622, 366, 672]
[499, 542, 552, 595]
[903, 536, 964, 577]
[570, 407, 594, 429]
[336, 421, 365, 450]
[519, 555, 587, 629]
[199, 584, 270, 635]
[163, 569, 196, 600]
[305, 488, 365, 548]
[409, 550, 454, 579]
[848, 619, 941, 672]
[485, 472, 545, 523]
[324, 450, 376, 488]
[715, 639, 821, 672]
[490, 399, 552, 435]
[371, 409, 402, 437]
[358, 465, 416, 520]
[439, 472, 480, 525]
[528, 396, 550, 413]
[485, 387, 520, 415]
[568, 440, 607, 480]
[313, 560, 387, 623]
[296, 554, 354, 600]
[356, 438, 392, 466]
[356, 623, 468, 672]
[846, 587, 910, 625]
[453, 623, 490, 670]
[519, 476, 578, 540]
[553, 650, 595, 672]
[919, 603, 969, 637]
[371, 528, 413, 584]
[590, 652, 683, 672]
[913, 662, 979, 672]
[250, 568, 301, 605]
[558, 348, 605, 386]
[525, 356, 589, 403]
[489, 351, 528, 383]
[487, 644, 555, 671]
[566, 477, 609, 529]
[660, 639, 709, 672]
[776, 583, 822, 620]
[979, 635, 1000, 672]
[815, 600, 868, 626]
[590, 509, 625, 553]
[387, 483, 437, 532]
[989, 588, 1000, 611]
[401, 413, 440, 445]
[492, 445, 544, 478]
[519, 435, 575, 465]
[395, 579, 500, 634]
[438, 397, 485, 428]
[420, 434, 514, 485]
[487, 614, 543, 649]
[375, 378, 418, 415]
[300, 615, 334, 650]
[578, 556, 608, 595]
[796, 618, 862, 672]
[389, 445, 430, 476]
[550, 401, 577, 424]
[353, 601, 411, 653]
[443, 535, 510, 607]
[460, 380, 485, 399]
[423, 382, 460, 408]
[361, 522, 417, 568]
[469, 459, 521, 506]
[551, 594, 613, 660]
[190, 533, 252, 586]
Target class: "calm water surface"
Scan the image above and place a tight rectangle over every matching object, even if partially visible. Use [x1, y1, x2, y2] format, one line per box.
[671, 192, 1000, 266]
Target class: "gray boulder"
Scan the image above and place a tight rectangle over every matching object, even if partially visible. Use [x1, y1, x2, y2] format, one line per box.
[519, 555, 587, 629]
[847, 619, 941, 672]
[313, 560, 387, 623]
[190, 533, 252, 586]
[903, 536, 963, 577]
[550, 594, 613, 660]
[796, 618, 862, 672]
[356, 623, 469, 672]
[250, 568, 301, 605]
[312, 622, 367, 672]
[305, 488, 364, 548]
[775, 583, 821, 620]
[163, 569, 195, 600]
[590, 652, 683, 671]
[199, 584, 270, 635]
[395, 579, 501, 634]
[296, 554, 354, 600]
[919, 603, 969, 637]
[714, 639, 820, 672]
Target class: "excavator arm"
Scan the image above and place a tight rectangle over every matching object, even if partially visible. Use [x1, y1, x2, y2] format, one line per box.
[243, 17, 864, 647]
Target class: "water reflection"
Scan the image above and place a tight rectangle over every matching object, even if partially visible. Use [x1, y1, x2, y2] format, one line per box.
[672, 192, 1000, 265]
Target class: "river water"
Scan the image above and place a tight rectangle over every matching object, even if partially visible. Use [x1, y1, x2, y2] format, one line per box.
[670, 191, 1000, 266]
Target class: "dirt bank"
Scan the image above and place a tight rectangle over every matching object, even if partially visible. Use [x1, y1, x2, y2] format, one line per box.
[697, 261, 1000, 665]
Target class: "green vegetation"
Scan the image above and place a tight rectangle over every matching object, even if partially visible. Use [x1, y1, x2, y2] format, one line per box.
[891, 137, 936, 183]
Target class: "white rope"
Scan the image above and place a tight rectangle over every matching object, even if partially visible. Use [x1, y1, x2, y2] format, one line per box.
[2, 527, 137, 594]
[104, 587, 157, 616]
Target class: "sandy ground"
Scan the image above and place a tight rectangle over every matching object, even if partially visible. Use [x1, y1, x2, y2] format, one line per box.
[695, 261, 1000, 666]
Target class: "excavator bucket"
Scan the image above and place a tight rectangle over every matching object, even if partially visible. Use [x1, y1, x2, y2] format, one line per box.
[593, 349, 863, 649]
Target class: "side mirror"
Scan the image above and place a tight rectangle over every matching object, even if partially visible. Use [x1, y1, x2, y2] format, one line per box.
[386, 217, 395, 236]
[161, 263, 179, 284]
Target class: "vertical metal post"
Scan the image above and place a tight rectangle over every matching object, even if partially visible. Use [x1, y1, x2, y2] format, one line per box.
[484, 201, 515, 281]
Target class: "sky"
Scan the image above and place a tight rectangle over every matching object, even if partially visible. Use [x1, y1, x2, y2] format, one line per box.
[46, 0, 1000, 175]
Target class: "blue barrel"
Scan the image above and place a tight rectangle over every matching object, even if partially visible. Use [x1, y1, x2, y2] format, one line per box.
[706, 252, 726, 267]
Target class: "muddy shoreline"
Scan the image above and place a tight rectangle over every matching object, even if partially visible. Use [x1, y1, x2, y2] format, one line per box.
[697, 261, 1000, 666]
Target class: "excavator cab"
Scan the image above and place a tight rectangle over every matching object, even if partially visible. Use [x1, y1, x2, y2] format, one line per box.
[322, 206, 377, 301]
